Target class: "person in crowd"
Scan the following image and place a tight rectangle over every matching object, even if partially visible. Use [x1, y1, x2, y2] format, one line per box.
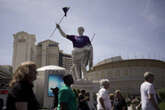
[136, 72, 160, 110]
[97, 79, 112, 110]
[79, 90, 90, 110]
[130, 96, 140, 110]
[109, 93, 114, 110]
[93, 93, 97, 110]
[56, 24, 93, 80]
[51, 87, 59, 109]
[73, 89, 80, 109]
[57, 74, 77, 110]
[0, 98, 4, 110]
[6, 61, 40, 110]
[113, 90, 127, 110]
[86, 92, 96, 110]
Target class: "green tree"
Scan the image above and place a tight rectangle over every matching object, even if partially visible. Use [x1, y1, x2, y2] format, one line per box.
[157, 88, 165, 102]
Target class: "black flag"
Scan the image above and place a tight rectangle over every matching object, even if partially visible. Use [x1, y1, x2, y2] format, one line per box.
[63, 7, 70, 16]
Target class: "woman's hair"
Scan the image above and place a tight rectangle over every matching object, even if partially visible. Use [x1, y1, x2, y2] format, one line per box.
[9, 61, 36, 87]
[99, 79, 110, 87]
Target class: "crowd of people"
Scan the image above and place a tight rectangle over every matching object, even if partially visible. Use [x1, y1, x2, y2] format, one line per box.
[52, 80, 132, 110]
[2, 61, 160, 110]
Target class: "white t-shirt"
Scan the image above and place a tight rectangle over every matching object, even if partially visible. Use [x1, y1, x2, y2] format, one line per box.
[97, 88, 112, 110]
[140, 81, 158, 110]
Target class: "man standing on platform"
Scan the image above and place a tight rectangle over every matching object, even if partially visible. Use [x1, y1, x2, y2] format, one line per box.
[56, 24, 93, 80]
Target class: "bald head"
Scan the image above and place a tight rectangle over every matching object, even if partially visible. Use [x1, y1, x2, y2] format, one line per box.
[78, 26, 84, 36]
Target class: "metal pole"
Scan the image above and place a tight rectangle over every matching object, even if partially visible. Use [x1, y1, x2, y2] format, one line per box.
[49, 15, 65, 38]
[91, 33, 95, 42]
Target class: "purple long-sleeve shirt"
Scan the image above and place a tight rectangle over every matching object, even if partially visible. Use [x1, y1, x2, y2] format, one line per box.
[66, 35, 91, 48]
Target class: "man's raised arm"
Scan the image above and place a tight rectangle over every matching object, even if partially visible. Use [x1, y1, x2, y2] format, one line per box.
[56, 24, 67, 38]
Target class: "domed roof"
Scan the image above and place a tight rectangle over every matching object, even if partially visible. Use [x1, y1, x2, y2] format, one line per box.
[37, 65, 65, 71]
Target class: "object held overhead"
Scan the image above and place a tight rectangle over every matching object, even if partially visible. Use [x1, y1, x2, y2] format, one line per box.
[63, 7, 70, 16]
[49, 7, 70, 38]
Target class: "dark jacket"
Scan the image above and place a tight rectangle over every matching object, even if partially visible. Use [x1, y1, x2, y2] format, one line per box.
[6, 81, 40, 110]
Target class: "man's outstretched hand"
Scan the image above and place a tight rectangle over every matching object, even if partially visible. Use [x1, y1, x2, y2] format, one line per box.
[55, 24, 66, 38]
[56, 24, 60, 29]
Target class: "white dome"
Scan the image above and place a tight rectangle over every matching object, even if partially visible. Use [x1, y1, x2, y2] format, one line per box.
[37, 65, 65, 71]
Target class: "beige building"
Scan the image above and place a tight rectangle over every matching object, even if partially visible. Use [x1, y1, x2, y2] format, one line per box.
[36, 40, 60, 67]
[59, 52, 73, 72]
[12, 31, 72, 72]
[12, 32, 36, 72]
[86, 58, 165, 94]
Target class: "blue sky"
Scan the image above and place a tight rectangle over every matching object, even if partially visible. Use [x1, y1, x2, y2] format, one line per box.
[0, 0, 165, 65]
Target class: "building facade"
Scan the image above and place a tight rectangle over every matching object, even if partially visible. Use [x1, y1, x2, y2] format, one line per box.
[36, 40, 60, 67]
[12, 32, 36, 72]
[0, 65, 12, 88]
[87, 58, 165, 94]
[12, 31, 72, 72]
